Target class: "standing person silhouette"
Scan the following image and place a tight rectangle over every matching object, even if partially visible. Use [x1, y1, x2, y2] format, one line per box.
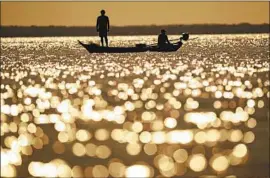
[96, 9, 110, 47]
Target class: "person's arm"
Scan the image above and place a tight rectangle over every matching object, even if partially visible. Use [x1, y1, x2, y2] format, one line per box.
[96, 17, 99, 32]
[107, 17, 110, 32]
[166, 35, 171, 44]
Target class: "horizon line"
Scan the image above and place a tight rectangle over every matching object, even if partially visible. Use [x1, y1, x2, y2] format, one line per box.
[2, 23, 270, 27]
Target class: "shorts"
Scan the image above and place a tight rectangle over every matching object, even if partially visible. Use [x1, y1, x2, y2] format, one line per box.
[99, 29, 108, 37]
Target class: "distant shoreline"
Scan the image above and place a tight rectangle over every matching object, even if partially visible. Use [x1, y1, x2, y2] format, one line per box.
[1, 24, 269, 37]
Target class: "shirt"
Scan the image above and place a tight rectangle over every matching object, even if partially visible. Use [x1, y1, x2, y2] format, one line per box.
[158, 34, 170, 46]
[96, 15, 110, 31]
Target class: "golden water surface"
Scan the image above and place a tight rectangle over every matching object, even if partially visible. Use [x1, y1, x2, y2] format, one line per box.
[1, 34, 269, 177]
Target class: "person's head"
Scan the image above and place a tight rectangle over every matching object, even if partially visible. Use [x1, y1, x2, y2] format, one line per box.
[100, 10, 106, 15]
[161, 29, 166, 34]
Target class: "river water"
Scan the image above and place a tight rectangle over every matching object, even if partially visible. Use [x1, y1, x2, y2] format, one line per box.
[1, 34, 269, 177]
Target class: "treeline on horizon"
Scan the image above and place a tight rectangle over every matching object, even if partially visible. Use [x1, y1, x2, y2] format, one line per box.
[1, 23, 269, 37]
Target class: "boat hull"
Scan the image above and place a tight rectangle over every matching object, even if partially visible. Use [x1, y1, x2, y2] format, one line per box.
[78, 41, 182, 54]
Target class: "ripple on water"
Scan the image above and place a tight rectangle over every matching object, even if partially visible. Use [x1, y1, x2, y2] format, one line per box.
[1, 34, 269, 177]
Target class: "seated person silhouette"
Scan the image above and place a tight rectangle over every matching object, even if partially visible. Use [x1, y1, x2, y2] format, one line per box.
[158, 29, 171, 49]
[96, 9, 110, 47]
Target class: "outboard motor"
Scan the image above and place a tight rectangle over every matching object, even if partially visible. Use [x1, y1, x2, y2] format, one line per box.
[182, 32, 189, 41]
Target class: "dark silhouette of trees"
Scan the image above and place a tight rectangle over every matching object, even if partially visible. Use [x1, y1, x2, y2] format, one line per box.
[1, 24, 269, 37]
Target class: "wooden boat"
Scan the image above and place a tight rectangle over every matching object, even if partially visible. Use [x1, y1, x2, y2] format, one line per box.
[79, 33, 189, 54]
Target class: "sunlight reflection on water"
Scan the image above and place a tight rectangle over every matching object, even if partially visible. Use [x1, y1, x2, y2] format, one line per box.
[1, 34, 269, 177]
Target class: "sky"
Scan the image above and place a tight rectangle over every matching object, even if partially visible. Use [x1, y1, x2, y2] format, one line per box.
[1, 2, 269, 26]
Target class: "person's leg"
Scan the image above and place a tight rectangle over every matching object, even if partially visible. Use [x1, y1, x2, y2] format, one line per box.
[105, 36, 108, 47]
[100, 37, 104, 46]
